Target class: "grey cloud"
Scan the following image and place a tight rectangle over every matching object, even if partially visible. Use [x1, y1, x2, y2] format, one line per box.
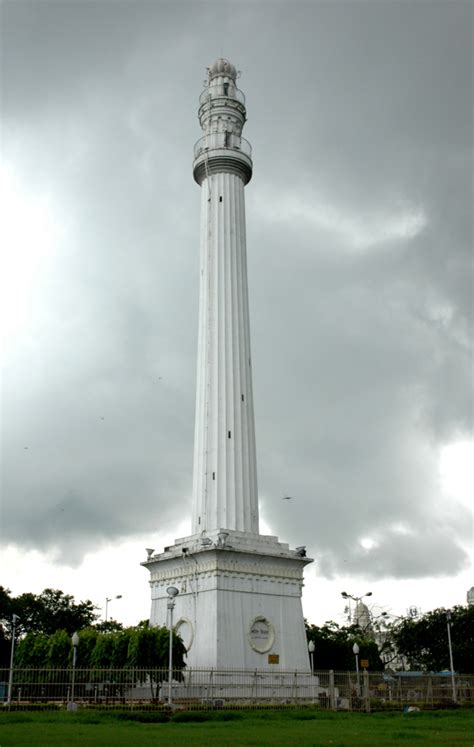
[1, 2, 472, 578]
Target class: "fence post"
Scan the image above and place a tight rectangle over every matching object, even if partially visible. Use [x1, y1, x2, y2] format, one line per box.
[186, 667, 192, 700]
[251, 669, 257, 700]
[292, 671, 298, 704]
[329, 670, 336, 710]
[363, 669, 370, 712]
[427, 676, 433, 708]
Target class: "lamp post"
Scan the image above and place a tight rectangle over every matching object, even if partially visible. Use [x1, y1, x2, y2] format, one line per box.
[446, 611, 457, 703]
[6, 614, 20, 710]
[308, 640, 315, 676]
[68, 631, 80, 712]
[341, 590, 372, 625]
[105, 594, 122, 622]
[166, 586, 179, 707]
[352, 642, 360, 696]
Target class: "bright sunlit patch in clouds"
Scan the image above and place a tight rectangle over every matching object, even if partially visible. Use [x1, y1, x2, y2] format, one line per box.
[439, 440, 474, 510]
[390, 523, 414, 536]
[359, 537, 378, 550]
[257, 188, 427, 251]
[0, 164, 61, 356]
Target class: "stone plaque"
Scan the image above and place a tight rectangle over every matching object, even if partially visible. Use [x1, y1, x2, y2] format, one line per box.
[248, 616, 275, 653]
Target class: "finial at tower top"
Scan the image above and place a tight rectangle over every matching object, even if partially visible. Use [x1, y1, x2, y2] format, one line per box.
[208, 58, 237, 81]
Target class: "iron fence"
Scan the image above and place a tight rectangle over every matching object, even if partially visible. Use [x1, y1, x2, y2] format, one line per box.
[1, 668, 472, 711]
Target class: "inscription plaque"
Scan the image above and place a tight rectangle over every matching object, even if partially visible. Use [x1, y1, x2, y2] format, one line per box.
[248, 616, 275, 653]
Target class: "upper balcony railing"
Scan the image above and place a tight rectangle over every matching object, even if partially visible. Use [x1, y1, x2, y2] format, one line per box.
[193, 135, 252, 161]
[199, 86, 246, 107]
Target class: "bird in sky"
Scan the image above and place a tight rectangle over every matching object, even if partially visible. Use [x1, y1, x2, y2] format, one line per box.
[282, 496, 293, 500]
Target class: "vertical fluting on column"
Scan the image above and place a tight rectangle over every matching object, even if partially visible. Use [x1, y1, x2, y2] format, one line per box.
[191, 162, 258, 535]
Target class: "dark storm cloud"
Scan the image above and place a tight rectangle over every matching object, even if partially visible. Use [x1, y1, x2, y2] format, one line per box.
[1, 1, 472, 576]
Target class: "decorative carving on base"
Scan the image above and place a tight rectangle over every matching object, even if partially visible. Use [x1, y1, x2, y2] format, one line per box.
[248, 616, 275, 654]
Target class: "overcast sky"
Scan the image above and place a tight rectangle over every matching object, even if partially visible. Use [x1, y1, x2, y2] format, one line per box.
[1, 0, 472, 627]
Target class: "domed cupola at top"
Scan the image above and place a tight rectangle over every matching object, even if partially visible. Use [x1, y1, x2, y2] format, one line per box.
[193, 58, 252, 186]
[208, 57, 237, 81]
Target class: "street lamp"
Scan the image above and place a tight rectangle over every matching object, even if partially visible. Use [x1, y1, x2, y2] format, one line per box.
[6, 614, 20, 710]
[166, 586, 179, 707]
[352, 642, 360, 696]
[68, 631, 80, 712]
[446, 611, 457, 703]
[341, 591, 372, 625]
[308, 640, 315, 676]
[105, 594, 123, 622]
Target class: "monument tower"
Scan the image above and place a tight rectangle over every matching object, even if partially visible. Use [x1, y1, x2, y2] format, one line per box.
[143, 59, 312, 670]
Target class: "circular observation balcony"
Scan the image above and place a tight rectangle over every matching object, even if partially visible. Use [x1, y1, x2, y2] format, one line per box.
[193, 135, 252, 161]
[199, 86, 246, 107]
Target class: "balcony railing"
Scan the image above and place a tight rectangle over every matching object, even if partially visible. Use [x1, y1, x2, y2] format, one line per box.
[199, 86, 246, 106]
[193, 135, 252, 160]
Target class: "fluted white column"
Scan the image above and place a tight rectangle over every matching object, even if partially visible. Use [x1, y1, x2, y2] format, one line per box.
[192, 169, 258, 534]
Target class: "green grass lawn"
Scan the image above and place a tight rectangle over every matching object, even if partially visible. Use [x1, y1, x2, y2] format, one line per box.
[0, 709, 473, 746]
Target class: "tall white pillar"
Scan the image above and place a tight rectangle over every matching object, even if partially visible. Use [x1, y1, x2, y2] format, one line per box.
[192, 59, 258, 535]
[143, 59, 313, 674]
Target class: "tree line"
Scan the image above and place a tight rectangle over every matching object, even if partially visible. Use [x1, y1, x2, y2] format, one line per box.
[305, 605, 474, 674]
[12, 625, 186, 672]
[305, 620, 384, 671]
[390, 606, 474, 673]
[0, 586, 185, 671]
[2, 586, 473, 672]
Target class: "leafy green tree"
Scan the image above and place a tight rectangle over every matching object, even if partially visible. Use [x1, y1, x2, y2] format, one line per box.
[93, 620, 123, 634]
[126, 625, 186, 699]
[11, 623, 185, 671]
[3, 588, 97, 636]
[0, 586, 13, 620]
[15, 632, 50, 667]
[0, 588, 14, 667]
[74, 628, 99, 668]
[392, 605, 474, 673]
[110, 630, 132, 668]
[306, 620, 384, 671]
[47, 629, 71, 668]
[8, 592, 43, 635]
[91, 633, 117, 668]
[0, 625, 10, 668]
[126, 625, 184, 669]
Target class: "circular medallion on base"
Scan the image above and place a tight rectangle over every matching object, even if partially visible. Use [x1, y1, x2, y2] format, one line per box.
[248, 616, 275, 653]
[174, 617, 194, 652]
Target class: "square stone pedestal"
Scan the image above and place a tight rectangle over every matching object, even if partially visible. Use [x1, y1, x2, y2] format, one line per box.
[142, 529, 312, 671]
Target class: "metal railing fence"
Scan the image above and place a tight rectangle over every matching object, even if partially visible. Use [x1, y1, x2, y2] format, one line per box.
[1, 668, 473, 711]
[193, 135, 252, 160]
[199, 86, 246, 105]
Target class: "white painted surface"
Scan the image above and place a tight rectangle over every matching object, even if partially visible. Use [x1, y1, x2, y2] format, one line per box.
[145, 531, 311, 670]
[145, 59, 312, 673]
[192, 170, 258, 535]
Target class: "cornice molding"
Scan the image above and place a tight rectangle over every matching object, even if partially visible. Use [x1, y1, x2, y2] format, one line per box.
[149, 555, 305, 585]
[193, 153, 252, 185]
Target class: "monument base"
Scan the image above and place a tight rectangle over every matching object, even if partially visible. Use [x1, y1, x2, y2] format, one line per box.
[160, 671, 327, 704]
[142, 529, 313, 670]
[128, 672, 334, 706]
